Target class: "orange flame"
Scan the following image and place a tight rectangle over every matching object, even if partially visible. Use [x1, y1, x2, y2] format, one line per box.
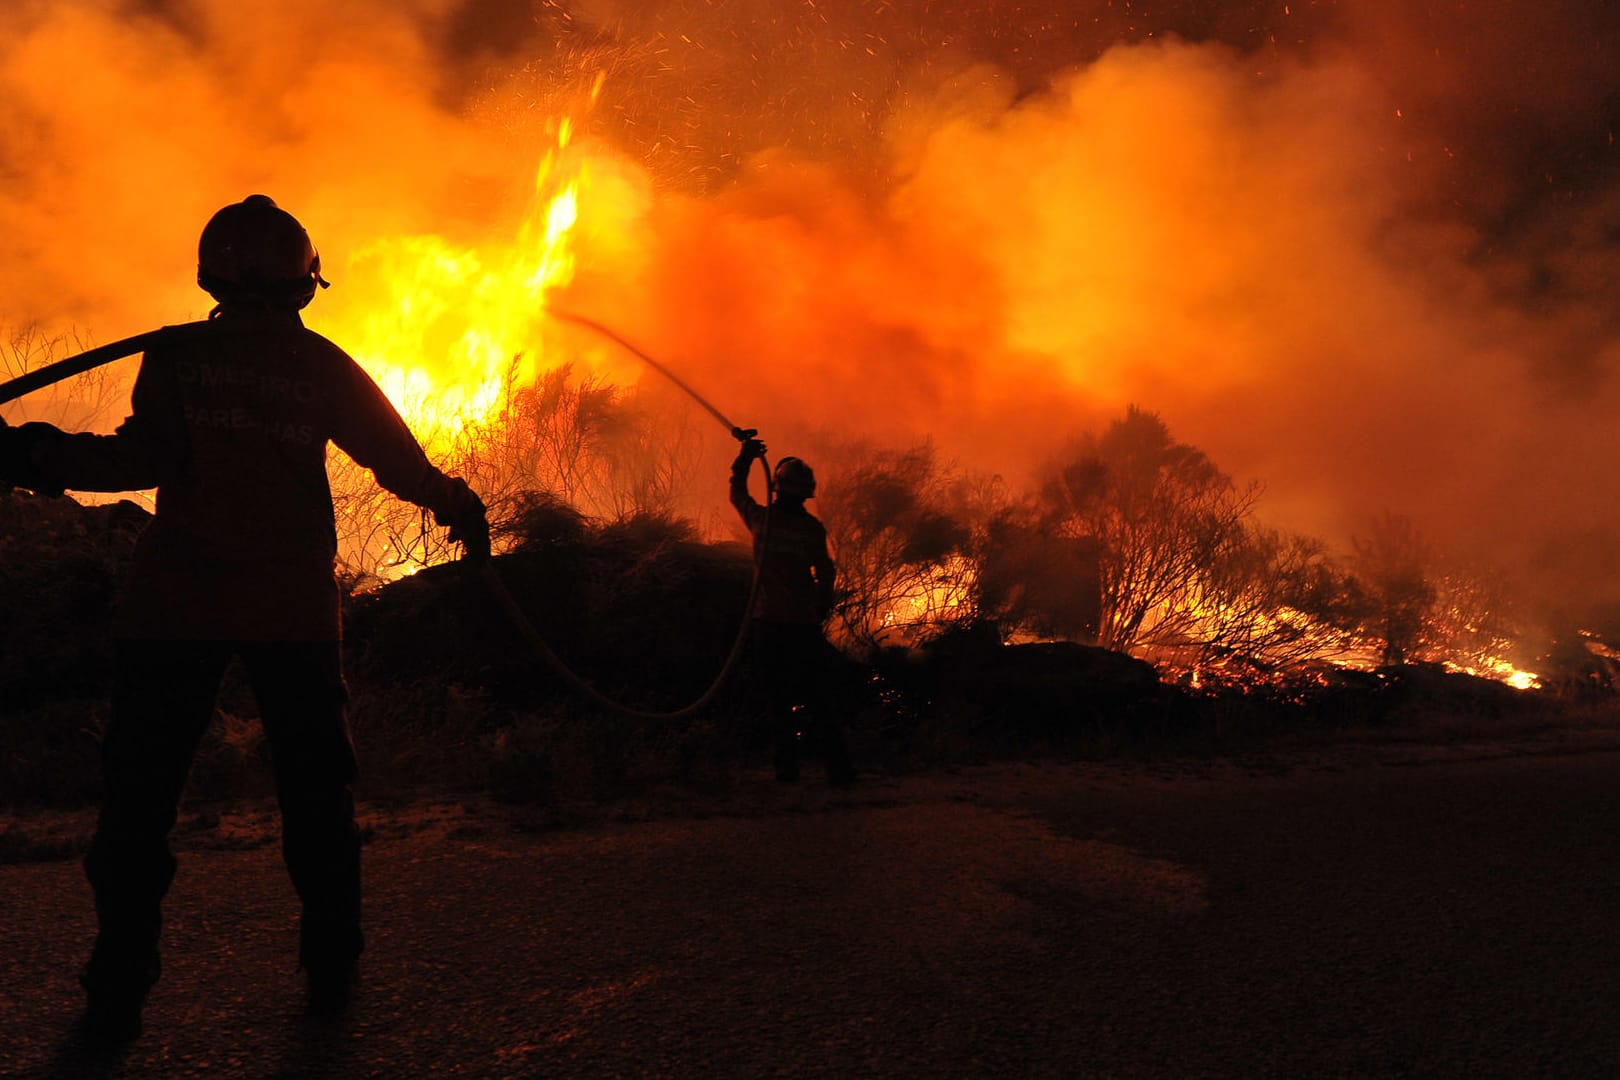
[309, 120, 585, 449]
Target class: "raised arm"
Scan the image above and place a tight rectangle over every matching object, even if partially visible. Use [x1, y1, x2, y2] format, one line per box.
[730, 436, 767, 529]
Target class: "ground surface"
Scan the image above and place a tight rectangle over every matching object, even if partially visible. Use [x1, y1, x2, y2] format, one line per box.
[4, 734, 1620, 1078]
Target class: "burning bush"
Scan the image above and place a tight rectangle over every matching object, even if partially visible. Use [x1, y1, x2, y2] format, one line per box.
[1348, 511, 1438, 667]
[814, 442, 1106, 651]
[814, 441, 981, 653]
[1036, 406, 1261, 654]
[331, 361, 704, 586]
[1344, 511, 1528, 684]
[798, 406, 1535, 691]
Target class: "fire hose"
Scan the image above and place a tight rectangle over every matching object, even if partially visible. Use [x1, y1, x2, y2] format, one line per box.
[0, 314, 772, 722]
[0, 322, 211, 407]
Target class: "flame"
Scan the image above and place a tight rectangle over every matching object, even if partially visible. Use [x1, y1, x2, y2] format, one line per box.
[1444, 659, 1540, 691]
[308, 121, 584, 449]
[871, 554, 977, 642]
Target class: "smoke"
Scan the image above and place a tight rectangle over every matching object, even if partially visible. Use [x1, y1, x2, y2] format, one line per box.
[3, 1, 1619, 626]
[0, 0, 555, 333]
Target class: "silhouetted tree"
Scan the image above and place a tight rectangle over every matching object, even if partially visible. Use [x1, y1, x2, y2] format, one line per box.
[974, 502, 1103, 643]
[1345, 513, 1523, 672]
[1349, 511, 1439, 666]
[1191, 526, 1364, 670]
[1038, 407, 1259, 654]
[815, 442, 979, 653]
[1427, 564, 1520, 674]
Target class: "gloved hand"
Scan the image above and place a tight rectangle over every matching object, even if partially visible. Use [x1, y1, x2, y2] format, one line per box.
[435, 476, 490, 562]
[735, 436, 767, 465]
[448, 514, 490, 563]
[0, 418, 59, 495]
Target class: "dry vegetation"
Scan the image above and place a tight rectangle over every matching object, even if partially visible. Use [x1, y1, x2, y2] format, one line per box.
[2, 346, 1611, 824]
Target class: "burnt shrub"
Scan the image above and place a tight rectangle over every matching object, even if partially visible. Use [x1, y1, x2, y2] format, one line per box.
[0, 493, 148, 710]
[0, 494, 148, 808]
[1369, 663, 1555, 731]
[342, 501, 759, 802]
[871, 623, 1177, 758]
[344, 504, 756, 714]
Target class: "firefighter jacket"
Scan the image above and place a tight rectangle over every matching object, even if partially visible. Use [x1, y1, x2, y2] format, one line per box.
[13, 309, 476, 641]
[730, 457, 836, 626]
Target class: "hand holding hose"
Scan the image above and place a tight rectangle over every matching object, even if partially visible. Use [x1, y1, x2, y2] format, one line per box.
[731, 435, 767, 482]
[436, 476, 490, 562]
[0, 416, 56, 496]
[448, 515, 490, 563]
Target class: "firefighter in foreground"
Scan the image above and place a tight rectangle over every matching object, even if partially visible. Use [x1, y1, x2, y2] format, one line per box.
[730, 437, 855, 785]
[0, 195, 489, 1041]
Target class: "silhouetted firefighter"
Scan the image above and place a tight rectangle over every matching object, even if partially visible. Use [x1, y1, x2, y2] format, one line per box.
[0, 195, 489, 1041]
[730, 437, 855, 786]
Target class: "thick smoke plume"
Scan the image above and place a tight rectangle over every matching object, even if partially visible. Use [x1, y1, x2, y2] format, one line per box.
[3, 1, 1619, 631]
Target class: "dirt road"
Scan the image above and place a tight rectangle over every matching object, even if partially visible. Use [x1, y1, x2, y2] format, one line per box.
[4, 744, 1620, 1078]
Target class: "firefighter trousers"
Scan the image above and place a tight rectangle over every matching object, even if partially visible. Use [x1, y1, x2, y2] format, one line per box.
[81, 639, 362, 999]
[754, 620, 852, 781]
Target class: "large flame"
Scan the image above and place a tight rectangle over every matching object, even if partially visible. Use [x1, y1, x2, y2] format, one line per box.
[309, 121, 583, 449]
[0, 1, 1613, 690]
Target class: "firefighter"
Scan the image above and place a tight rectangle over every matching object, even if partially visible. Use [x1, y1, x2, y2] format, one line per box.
[729, 437, 854, 786]
[0, 195, 489, 1040]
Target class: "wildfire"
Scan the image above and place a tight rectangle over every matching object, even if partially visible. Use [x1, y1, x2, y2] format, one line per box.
[874, 555, 977, 642]
[273, 88, 1548, 697]
[309, 119, 585, 449]
[1441, 659, 1540, 691]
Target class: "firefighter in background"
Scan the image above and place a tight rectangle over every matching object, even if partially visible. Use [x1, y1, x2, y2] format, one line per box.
[0, 195, 489, 1040]
[730, 436, 855, 786]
